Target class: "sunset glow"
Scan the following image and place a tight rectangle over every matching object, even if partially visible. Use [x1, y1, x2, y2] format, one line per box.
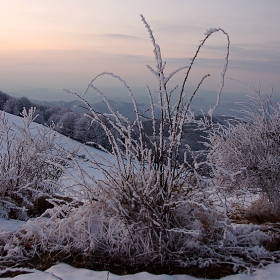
[0, 0, 279, 99]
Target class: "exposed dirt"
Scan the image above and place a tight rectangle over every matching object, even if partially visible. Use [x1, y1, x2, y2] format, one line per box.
[0, 252, 236, 279]
[0, 271, 30, 278]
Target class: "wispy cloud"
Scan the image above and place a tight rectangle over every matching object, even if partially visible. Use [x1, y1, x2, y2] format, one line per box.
[17, 63, 50, 67]
[149, 54, 280, 75]
[203, 42, 280, 61]
[100, 0, 114, 3]
[152, 20, 203, 35]
[228, 58, 280, 73]
[98, 33, 144, 40]
[189, 57, 280, 74]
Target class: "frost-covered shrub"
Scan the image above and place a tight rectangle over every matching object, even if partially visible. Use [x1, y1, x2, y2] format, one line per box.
[4, 15, 278, 271]
[57, 111, 81, 138]
[73, 114, 113, 151]
[207, 87, 280, 212]
[0, 108, 67, 220]
[3, 97, 21, 116]
[0, 91, 10, 110]
[59, 15, 239, 265]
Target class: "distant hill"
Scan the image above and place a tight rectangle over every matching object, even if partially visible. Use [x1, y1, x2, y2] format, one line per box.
[32, 98, 160, 120]
[8, 88, 75, 102]
[28, 87, 280, 119]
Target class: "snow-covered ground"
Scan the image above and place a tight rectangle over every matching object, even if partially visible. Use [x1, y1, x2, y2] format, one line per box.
[0, 218, 25, 232]
[1, 112, 280, 279]
[0, 262, 280, 280]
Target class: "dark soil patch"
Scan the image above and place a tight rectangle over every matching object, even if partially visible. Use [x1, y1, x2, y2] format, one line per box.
[28, 194, 82, 218]
[64, 254, 236, 279]
[0, 271, 30, 278]
[0, 251, 236, 279]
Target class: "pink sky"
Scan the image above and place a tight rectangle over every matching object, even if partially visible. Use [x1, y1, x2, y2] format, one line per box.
[0, 0, 279, 100]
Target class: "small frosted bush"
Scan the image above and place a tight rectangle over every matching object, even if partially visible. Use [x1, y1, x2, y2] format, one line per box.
[0, 109, 67, 220]
[208, 85, 280, 212]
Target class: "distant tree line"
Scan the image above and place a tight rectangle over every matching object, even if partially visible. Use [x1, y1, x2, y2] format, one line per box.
[0, 90, 112, 150]
[0, 90, 220, 155]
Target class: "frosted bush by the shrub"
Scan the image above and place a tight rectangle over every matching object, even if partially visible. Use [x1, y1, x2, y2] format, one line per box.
[0, 109, 67, 220]
[208, 87, 280, 208]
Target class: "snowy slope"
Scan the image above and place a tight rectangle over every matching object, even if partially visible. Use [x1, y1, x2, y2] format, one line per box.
[1, 111, 114, 179]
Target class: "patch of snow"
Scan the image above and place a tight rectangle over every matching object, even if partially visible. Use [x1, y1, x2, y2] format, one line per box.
[1, 262, 280, 280]
[0, 218, 25, 232]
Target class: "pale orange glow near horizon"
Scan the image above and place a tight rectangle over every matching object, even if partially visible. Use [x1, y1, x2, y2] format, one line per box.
[0, 0, 280, 100]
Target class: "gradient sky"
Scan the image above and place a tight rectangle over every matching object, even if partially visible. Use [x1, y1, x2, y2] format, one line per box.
[0, 0, 280, 100]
